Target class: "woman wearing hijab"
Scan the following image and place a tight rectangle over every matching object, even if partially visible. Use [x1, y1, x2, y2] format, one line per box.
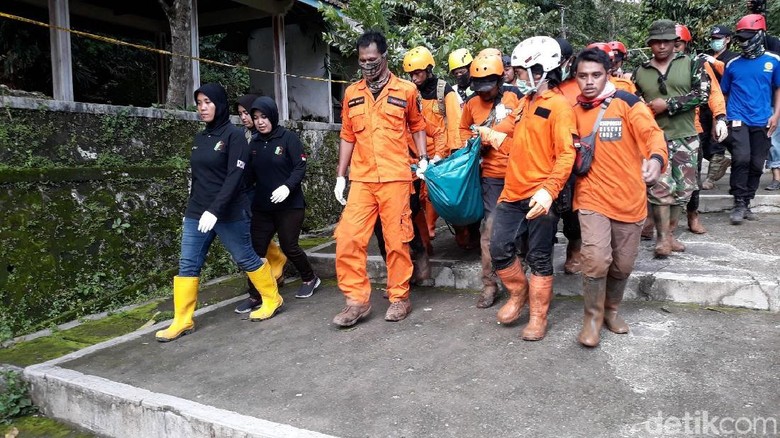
[155, 84, 284, 343]
[234, 94, 288, 314]
[246, 96, 320, 302]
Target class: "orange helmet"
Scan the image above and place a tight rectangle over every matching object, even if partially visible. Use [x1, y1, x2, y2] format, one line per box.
[608, 41, 627, 56]
[476, 48, 502, 58]
[469, 54, 504, 78]
[675, 24, 692, 42]
[736, 14, 767, 31]
[586, 42, 615, 61]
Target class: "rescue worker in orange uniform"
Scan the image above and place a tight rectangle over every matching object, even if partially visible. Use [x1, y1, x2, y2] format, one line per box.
[609, 40, 632, 79]
[488, 36, 578, 341]
[570, 48, 667, 347]
[449, 48, 474, 104]
[332, 31, 428, 327]
[588, 43, 638, 94]
[459, 52, 521, 309]
[403, 46, 463, 242]
[674, 24, 729, 234]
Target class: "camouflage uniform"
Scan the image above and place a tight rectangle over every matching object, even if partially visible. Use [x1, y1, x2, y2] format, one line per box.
[634, 51, 710, 206]
[647, 136, 700, 205]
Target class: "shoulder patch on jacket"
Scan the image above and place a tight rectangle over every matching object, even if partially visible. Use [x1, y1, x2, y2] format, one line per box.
[348, 96, 365, 108]
[534, 106, 552, 119]
[387, 96, 407, 108]
[613, 90, 641, 107]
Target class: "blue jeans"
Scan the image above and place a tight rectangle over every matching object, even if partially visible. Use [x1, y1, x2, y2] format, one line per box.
[489, 199, 560, 276]
[767, 128, 780, 169]
[179, 211, 263, 277]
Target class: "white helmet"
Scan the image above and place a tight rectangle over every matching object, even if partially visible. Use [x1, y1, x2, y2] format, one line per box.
[510, 36, 562, 72]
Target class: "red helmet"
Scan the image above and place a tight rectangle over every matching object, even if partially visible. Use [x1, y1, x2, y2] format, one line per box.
[608, 41, 627, 56]
[586, 42, 615, 61]
[736, 14, 767, 31]
[675, 24, 692, 42]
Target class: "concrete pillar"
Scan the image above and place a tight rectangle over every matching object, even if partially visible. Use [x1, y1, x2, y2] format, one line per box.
[186, 0, 200, 107]
[48, 0, 74, 101]
[272, 14, 289, 122]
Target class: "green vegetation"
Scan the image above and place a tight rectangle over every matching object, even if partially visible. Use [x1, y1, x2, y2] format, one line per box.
[0, 370, 36, 424]
[2, 415, 95, 437]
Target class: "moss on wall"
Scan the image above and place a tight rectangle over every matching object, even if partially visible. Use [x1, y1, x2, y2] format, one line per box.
[0, 108, 341, 340]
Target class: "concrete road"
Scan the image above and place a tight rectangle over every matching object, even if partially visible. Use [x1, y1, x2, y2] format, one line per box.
[62, 282, 780, 437]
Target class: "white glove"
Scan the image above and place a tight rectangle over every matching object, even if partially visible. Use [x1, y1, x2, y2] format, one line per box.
[270, 185, 291, 203]
[334, 176, 347, 206]
[416, 158, 429, 180]
[715, 120, 728, 143]
[198, 211, 217, 233]
[526, 188, 553, 220]
[703, 54, 717, 64]
[431, 154, 442, 164]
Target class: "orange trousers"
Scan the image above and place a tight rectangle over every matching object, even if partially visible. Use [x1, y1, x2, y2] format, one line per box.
[335, 181, 414, 304]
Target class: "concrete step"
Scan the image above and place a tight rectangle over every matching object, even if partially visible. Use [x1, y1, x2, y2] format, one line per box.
[308, 212, 780, 312]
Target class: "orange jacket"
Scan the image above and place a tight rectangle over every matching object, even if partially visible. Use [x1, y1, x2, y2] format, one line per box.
[459, 91, 521, 178]
[694, 61, 726, 134]
[419, 89, 463, 157]
[573, 91, 668, 223]
[556, 79, 580, 107]
[340, 73, 427, 183]
[496, 90, 578, 202]
[611, 76, 637, 94]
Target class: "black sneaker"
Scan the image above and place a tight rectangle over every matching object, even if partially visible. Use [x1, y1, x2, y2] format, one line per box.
[234, 297, 262, 314]
[295, 276, 321, 299]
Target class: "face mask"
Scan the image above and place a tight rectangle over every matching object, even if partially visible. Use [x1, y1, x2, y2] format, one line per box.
[560, 65, 571, 81]
[359, 54, 386, 81]
[457, 73, 471, 89]
[515, 79, 536, 95]
[710, 39, 725, 52]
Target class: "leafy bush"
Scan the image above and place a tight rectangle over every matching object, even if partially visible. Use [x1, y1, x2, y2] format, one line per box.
[0, 370, 36, 424]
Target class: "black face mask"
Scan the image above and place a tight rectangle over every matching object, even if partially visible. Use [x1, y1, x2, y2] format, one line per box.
[457, 73, 471, 89]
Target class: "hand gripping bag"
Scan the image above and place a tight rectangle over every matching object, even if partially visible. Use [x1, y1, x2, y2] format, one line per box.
[419, 136, 484, 225]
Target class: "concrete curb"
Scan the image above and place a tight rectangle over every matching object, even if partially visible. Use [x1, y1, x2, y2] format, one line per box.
[23, 294, 336, 438]
[307, 244, 780, 312]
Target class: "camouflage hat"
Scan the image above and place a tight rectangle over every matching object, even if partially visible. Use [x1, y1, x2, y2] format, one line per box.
[646, 19, 678, 44]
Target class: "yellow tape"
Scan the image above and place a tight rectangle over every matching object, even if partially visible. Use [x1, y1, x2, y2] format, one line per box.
[0, 11, 350, 84]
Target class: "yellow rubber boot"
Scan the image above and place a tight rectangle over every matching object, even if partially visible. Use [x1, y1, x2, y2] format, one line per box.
[266, 240, 287, 284]
[155, 276, 199, 342]
[248, 262, 284, 321]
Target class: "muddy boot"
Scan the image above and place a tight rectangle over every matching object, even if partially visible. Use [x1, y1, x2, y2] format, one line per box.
[687, 210, 707, 234]
[495, 258, 529, 324]
[477, 222, 499, 308]
[707, 154, 731, 183]
[744, 199, 758, 221]
[578, 276, 606, 347]
[641, 204, 655, 241]
[411, 251, 434, 287]
[668, 205, 686, 252]
[564, 239, 582, 274]
[604, 276, 629, 334]
[652, 205, 672, 258]
[521, 274, 554, 341]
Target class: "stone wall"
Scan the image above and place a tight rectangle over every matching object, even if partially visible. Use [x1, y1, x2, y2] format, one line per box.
[0, 97, 340, 338]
